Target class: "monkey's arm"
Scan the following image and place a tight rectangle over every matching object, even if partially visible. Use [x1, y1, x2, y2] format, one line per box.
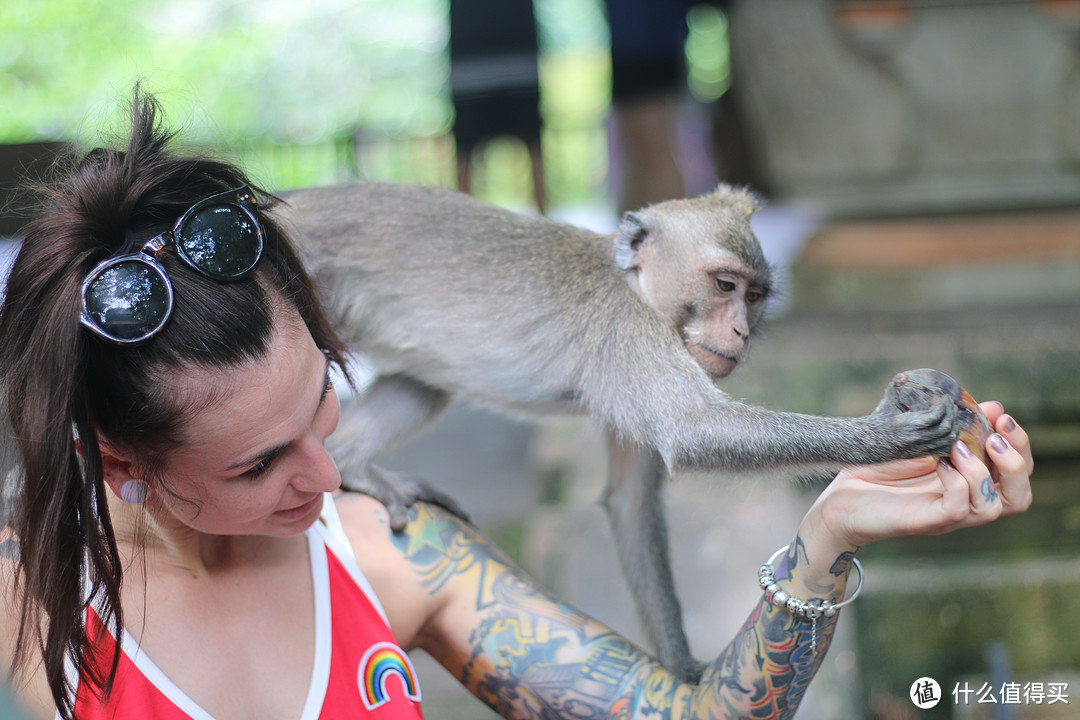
[406, 502, 844, 720]
[583, 325, 961, 472]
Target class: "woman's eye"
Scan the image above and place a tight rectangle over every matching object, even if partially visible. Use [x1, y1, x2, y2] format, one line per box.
[246, 456, 274, 479]
[321, 370, 333, 402]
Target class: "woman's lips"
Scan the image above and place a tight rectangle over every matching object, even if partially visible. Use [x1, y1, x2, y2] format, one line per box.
[275, 495, 322, 521]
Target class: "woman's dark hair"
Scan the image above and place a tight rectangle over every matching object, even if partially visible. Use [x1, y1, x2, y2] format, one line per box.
[0, 89, 350, 718]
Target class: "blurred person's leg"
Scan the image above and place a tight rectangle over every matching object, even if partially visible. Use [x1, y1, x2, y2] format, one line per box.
[611, 94, 685, 214]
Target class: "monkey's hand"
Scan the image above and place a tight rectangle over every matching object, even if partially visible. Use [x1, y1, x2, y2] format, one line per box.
[886, 368, 994, 461]
[867, 368, 964, 459]
[339, 464, 472, 532]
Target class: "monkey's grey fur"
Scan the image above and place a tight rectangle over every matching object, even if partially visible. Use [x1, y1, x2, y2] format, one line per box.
[278, 181, 960, 682]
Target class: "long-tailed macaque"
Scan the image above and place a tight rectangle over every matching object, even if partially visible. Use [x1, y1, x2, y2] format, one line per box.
[279, 182, 959, 682]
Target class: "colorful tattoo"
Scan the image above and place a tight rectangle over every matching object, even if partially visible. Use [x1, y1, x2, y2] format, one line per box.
[393, 506, 840, 719]
[830, 551, 856, 577]
[981, 476, 1000, 504]
[708, 544, 839, 719]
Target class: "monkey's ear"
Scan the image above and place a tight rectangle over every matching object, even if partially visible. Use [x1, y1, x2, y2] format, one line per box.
[614, 212, 650, 271]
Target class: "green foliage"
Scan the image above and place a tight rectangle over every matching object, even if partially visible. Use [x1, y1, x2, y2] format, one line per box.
[857, 580, 1080, 718]
[686, 3, 730, 103]
[0, 0, 614, 145]
[0, 0, 451, 144]
[0, 0, 617, 203]
[534, 0, 608, 53]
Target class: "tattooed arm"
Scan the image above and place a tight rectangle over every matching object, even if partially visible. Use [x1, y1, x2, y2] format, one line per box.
[381, 404, 1032, 720]
[395, 501, 852, 719]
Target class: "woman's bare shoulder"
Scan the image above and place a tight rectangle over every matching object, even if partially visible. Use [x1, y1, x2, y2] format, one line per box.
[330, 491, 399, 546]
[328, 492, 447, 648]
[330, 492, 483, 567]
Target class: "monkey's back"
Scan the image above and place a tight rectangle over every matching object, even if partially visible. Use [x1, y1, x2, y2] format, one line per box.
[278, 182, 654, 412]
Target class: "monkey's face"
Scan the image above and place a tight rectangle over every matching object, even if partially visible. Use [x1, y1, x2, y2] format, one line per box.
[616, 190, 772, 381]
[681, 266, 769, 380]
[637, 240, 769, 380]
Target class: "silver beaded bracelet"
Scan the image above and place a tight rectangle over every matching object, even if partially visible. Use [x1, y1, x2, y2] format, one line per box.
[758, 544, 864, 656]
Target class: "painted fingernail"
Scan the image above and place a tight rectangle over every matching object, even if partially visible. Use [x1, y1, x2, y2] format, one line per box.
[1002, 416, 1017, 433]
[939, 458, 956, 472]
[954, 440, 974, 459]
[989, 433, 1009, 454]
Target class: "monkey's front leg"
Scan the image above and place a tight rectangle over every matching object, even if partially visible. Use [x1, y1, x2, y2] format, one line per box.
[600, 429, 703, 683]
[329, 373, 469, 530]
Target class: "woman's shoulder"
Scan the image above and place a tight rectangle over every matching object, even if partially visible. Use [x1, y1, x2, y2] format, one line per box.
[329, 491, 475, 550]
[328, 492, 452, 648]
[328, 491, 396, 542]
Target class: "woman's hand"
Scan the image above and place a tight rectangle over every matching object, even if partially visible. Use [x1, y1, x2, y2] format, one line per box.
[806, 402, 1034, 553]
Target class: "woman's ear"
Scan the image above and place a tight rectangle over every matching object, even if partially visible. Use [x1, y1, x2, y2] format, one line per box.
[97, 441, 144, 502]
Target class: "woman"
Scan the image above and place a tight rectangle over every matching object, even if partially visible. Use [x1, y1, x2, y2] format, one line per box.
[0, 93, 1033, 720]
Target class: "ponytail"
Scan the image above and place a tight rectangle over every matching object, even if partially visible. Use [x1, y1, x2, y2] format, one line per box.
[0, 88, 350, 718]
[1, 172, 124, 717]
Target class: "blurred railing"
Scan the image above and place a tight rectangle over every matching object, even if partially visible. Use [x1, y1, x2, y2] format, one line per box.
[232, 124, 611, 211]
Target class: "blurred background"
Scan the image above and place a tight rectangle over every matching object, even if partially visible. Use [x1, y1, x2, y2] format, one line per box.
[2, 0, 1079, 718]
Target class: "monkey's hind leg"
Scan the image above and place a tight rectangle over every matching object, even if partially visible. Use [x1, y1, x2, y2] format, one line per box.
[329, 373, 468, 530]
[601, 430, 703, 683]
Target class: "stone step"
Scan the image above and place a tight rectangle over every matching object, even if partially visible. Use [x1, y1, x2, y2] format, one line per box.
[790, 209, 1080, 311]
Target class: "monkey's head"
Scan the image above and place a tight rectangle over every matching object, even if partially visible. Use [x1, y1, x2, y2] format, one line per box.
[614, 184, 773, 381]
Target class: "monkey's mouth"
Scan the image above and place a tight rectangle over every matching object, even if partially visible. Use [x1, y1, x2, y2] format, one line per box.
[685, 341, 741, 380]
[695, 343, 739, 363]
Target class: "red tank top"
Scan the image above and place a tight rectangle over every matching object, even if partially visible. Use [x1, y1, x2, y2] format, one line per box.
[68, 495, 425, 719]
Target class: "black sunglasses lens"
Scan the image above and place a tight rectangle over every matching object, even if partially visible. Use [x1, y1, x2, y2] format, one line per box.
[84, 261, 170, 341]
[177, 204, 262, 280]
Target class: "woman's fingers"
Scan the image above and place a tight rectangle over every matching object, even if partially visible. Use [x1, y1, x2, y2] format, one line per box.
[933, 458, 977, 528]
[979, 402, 1034, 474]
[937, 423, 1034, 532]
[973, 403, 1034, 513]
[948, 440, 1000, 517]
[976, 402, 1033, 505]
[815, 407, 1035, 547]
[984, 429, 1034, 515]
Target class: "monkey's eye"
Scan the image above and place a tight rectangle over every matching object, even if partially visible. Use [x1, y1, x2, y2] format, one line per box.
[746, 290, 765, 304]
[715, 278, 736, 294]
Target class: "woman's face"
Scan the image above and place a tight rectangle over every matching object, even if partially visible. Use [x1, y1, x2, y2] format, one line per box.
[145, 309, 342, 537]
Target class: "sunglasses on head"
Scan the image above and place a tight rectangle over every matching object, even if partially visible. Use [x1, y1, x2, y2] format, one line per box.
[80, 186, 264, 344]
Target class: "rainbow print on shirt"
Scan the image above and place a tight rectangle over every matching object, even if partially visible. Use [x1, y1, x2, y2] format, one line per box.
[358, 641, 422, 710]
